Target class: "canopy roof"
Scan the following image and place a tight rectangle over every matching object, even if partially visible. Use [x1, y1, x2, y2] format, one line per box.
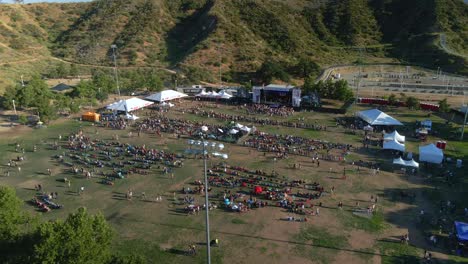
[195, 90, 232, 99]
[384, 130, 405, 143]
[419, 144, 444, 164]
[383, 139, 405, 152]
[393, 157, 406, 166]
[405, 159, 419, 168]
[146, 90, 188, 102]
[106, 97, 153, 112]
[357, 109, 403, 126]
[455, 222, 468, 242]
[393, 157, 419, 168]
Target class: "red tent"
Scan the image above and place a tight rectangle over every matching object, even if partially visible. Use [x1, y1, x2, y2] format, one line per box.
[253, 186, 263, 195]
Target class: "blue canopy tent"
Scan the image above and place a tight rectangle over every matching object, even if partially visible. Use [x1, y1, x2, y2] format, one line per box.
[455, 221, 468, 243]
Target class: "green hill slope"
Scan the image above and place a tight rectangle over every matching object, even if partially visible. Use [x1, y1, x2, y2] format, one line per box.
[0, 0, 466, 92]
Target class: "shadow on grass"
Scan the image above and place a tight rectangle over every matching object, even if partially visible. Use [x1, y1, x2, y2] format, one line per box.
[126, 218, 396, 258]
[166, 248, 187, 256]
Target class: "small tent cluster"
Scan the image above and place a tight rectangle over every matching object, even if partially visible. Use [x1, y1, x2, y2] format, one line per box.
[382, 130, 406, 152]
[196, 90, 233, 99]
[393, 157, 419, 168]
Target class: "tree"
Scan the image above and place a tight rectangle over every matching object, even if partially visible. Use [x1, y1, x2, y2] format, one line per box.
[257, 61, 290, 84]
[388, 94, 397, 105]
[0, 85, 20, 109]
[333, 79, 353, 101]
[295, 58, 320, 78]
[109, 254, 146, 264]
[145, 74, 163, 92]
[405, 96, 420, 109]
[69, 64, 79, 77]
[33, 207, 113, 264]
[0, 186, 28, 242]
[302, 75, 316, 95]
[438, 98, 450, 113]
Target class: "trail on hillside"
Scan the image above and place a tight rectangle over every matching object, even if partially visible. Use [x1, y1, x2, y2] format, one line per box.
[439, 33, 467, 58]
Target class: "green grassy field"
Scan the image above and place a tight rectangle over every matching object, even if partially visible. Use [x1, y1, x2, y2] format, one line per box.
[1, 103, 467, 263]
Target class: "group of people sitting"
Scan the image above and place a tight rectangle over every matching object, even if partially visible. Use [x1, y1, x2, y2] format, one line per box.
[185, 108, 326, 131]
[135, 115, 244, 142]
[244, 131, 352, 159]
[242, 104, 294, 117]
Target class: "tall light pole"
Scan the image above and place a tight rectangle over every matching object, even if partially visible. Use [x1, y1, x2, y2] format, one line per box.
[111, 44, 121, 97]
[186, 129, 228, 264]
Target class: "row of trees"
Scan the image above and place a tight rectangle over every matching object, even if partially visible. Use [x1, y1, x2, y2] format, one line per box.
[0, 69, 165, 123]
[0, 186, 144, 264]
[303, 78, 354, 102]
[387, 93, 450, 112]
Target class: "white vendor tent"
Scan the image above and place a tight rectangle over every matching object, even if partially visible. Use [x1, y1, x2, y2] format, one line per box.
[393, 157, 419, 168]
[195, 90, 208, 97]
[357, 109, 403, 126]
[363, 125, 374, 131]
[383, 139, 405, 152]
[218, 90, 233, 99]
[124, 113, 140, 120]
[393, 157, 406, 166]
[419, 144, 444, 164]
[106, 97, 153, 112]
[146, 90, 188, 102]
[404, 159, 419, 168]
[384, 130, 405, 143]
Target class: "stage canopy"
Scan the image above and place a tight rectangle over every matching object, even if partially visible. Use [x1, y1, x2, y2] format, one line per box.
[383, 139, 405, 152]
[146, 90, 188, 102]
[106, 97, 153, 112]
[455, 222, 468, 242]
[419, 144, 444, 164]
[384, 130, 405, 143]
[357, 109, 403, 126]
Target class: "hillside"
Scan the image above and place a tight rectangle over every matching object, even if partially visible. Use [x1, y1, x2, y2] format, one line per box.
[0, 0, 467, 91]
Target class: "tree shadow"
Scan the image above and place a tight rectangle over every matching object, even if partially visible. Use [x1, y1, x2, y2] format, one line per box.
[164, 0, 217, 65]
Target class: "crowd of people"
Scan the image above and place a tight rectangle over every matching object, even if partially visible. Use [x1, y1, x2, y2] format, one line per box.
[244, 131, 352, 159]
[134, 115, 245, 142]
[184, 108, 327, 131]
[59, 131, 185, 184]
[242, 104, 294, 117]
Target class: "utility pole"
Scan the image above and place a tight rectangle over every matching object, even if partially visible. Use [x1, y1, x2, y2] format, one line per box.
[218, 41, 222, 89]
[461, 107, 468, 141]
[12, 100, 17, 115]
[111, 44, 121, 97]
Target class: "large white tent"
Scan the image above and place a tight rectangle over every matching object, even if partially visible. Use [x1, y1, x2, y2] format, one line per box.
[357, 109, 403, 126]
[384, 130, 405, 143]
[383, 139, 405, 152]
[146, 90, 188, 102]
[106, 97, 153, 112]
[419, 144, 444, 164]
